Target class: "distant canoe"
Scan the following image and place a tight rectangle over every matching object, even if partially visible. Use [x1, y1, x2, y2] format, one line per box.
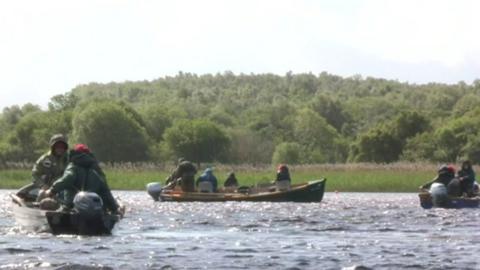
[11, 193, 121, 235]
[418, 192, 480, 209]
[150, 179, 326, 203]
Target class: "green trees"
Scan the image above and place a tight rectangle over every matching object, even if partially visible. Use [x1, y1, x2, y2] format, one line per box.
[245, 101, 295, 143]
[351, 112, 430, 163]
[3, 110, 72, 161]
[402, 109, 480, 163]
[4, 113, 47, 161]
[351, 126, 403, 163]
[139, 106, 172, 142]
[293, 109, 344, 163]
[48, 93, 79, 111]
[308, 94, 351, 132]
[462, 137, 480, 163]
[1, 72, 480, 165]
[228, 128, 273, 164]
[402, 133, 437, 162]
[72, 102, 150, 162]
[272, 142, 302, 165]
[452, 94, 480, 117]
[432, 113, 480, 162]
[393, 111, 430, 139]
[163, 119, 230, 166]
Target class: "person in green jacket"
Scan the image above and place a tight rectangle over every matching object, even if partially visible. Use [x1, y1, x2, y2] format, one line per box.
[17, 134, 69, 199]
[46, 144, 119, 214]
[457, 160, 476, 197]
[164, 158, 197, 192]
[32, 134, 69, 187]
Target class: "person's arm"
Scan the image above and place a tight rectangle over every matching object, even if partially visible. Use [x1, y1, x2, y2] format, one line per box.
[166, 166, 180, 185]
[100, 183, 119, 213]
[420, 176, 439, 190]
[49, 165, 76, 195]
[165, 172, 175, 185]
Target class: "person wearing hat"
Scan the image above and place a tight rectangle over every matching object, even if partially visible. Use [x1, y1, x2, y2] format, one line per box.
[222, 171, 239, 192]
[164, 158, 197, 192]
[165, 157, 186, 186]
[420, 164, 457, 195]
[196, 167, 218, 192]
[224, 172, 239, 188]
[457, 160, 476, 197]
[276, 164, 291, 182]
[275, 164, 292, 191]
[45, 144, 120, 214]
[32, 134, 69, 187]
[17, 134, 69, 198]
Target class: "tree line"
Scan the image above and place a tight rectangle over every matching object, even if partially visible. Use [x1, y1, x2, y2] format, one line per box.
[1, 71, 480, 166]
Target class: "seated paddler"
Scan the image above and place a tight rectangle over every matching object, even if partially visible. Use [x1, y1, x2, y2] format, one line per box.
[164, 157, 197, 192]
[275, 164, 291, 191]
[17, 134, 69, 199]
[196, 167, 218, 192]
[45, 144, 120, 215]
[457, 160, 477, 197]
[222, 171, 239, 192]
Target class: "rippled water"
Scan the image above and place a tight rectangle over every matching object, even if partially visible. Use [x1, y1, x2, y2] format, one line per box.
[1, 190, 479, 270]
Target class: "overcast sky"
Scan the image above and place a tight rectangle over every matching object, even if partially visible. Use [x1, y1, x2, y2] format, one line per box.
[1, 0, 479, 110]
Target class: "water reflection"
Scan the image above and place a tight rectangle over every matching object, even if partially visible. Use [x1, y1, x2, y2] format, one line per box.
[0, 190, 479, 269]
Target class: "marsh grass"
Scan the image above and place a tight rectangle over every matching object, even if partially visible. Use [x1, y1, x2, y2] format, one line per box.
[0, 170, 32, 189]
[0, 162, 438, 192]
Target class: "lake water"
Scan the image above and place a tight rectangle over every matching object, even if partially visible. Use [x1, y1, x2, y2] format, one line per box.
[1, 190, 479, 270]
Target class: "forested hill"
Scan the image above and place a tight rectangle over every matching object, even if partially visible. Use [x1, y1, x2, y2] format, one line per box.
[2, 71, 480, 165]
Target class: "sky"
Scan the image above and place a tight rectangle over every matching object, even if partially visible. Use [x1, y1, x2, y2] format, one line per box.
[1, 0, 480, 110]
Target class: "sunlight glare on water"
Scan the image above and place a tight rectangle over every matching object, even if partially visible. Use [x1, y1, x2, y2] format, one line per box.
[0, 190, 479, 269]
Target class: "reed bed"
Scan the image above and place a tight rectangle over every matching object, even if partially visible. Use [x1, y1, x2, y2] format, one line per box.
[1, 161, 461, 172]
[0, 170, 32, 189]
[98, 161, 443, 173]
[0, 162, 440, 192]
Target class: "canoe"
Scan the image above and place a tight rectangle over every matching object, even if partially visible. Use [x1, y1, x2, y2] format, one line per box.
[11, 193, 122, 235]
[149, 178, 326, 202]
[418, 192, 480, 209]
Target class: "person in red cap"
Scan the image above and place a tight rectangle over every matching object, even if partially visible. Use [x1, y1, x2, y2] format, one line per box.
[72, 143, 105, 181]
[275, 164, 292, 191]
[74, 143, 90, 153]
[420, 164, 461, 196]
[46, 144, 120, 214]
[276, 164, 291, 182]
